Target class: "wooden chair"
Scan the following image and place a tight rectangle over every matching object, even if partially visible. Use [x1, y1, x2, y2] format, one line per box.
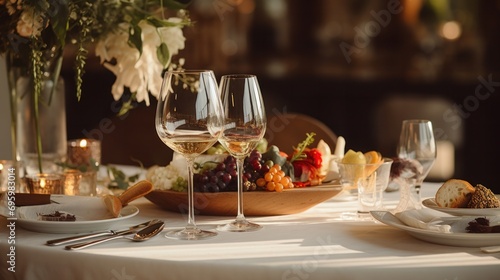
[265, 113, 338, 153]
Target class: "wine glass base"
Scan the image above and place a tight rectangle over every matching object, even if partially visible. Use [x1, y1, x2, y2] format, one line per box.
[217, 220, 262, 232]
[165, 227, 217, 240]
[340, 211, 375, 221]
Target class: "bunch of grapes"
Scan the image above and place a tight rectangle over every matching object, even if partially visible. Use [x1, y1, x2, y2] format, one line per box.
[256, 164, 294, 192]
[193, 150, 278, 193]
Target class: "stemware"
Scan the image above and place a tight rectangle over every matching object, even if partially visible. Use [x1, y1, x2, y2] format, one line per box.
[216, 74, 266, 232]
[155, 70, 224, 240]
[338, 158, 393, 220]
[393, 119, 437, 212]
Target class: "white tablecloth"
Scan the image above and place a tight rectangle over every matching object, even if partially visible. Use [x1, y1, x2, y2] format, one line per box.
[1, 182, 500, 280]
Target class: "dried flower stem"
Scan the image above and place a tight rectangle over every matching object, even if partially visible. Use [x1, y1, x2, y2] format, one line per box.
[30, 44, 44, 173]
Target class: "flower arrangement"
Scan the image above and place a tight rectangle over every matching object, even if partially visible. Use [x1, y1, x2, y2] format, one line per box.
[0, 0, 191, 173]
[0, 0, 191, 112]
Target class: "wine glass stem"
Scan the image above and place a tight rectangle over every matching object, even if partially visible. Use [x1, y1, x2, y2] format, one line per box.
[185, 157, 197, 230]
[236, 157, 246, 222]
[414, 184, 421, 195]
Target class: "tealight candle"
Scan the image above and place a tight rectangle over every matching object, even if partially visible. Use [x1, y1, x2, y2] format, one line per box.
[63, 169, 82, 196]
[63, 169, 97, 196]
[67, 138, 101, 168]
[25, 173, 64, 194]
[66, 139, 100, 196]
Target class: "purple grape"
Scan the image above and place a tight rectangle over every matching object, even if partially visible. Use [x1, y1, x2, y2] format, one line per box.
[216, 162, 225, 172]
[210, 176, 218, 184]
[207, 182, 219, 193]
[222, 173, 232, 183]
[217, 181, 226, 190]
[251, 161, 261, 171]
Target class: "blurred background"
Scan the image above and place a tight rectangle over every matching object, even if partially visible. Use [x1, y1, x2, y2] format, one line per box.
[1, 0, 499, 191]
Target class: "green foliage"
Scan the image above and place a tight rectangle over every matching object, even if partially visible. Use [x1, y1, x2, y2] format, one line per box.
[290, 133, 316, 162]
[107, 165, 140, 190]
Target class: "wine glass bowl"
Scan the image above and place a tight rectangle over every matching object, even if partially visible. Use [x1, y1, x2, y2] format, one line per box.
[393, 119, 437, 212]
[397, 120, 436, 184]
[155, 70, 224, 240]
[217, 74, 266, 232]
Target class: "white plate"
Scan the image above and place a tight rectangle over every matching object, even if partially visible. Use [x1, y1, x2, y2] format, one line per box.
[15, 195, 139, 234]
[422, 197, 500, 216]
[371, 211, 500, 247]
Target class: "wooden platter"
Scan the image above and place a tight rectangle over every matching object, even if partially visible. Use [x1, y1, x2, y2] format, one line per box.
[145, 184, 342, 216]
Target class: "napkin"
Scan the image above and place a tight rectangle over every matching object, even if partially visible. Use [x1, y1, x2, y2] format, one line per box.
[394, 208, 452, 233]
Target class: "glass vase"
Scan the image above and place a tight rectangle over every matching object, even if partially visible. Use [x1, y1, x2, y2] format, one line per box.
[6, 51, 67, 181]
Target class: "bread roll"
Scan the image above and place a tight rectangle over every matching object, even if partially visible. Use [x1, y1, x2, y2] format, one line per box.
[467, 184, 500, 208]
[435, 179, 475, 208]
[103, 195, 122, 218]
[103, 180, 154, 217]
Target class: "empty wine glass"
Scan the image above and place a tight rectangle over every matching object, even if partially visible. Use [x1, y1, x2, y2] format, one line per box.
[393, 119, 437, 212]
[216, 74, 266, 232]
[155, 70, 224, 240]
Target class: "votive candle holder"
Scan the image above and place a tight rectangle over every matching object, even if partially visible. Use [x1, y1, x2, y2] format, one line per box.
[25, 173, 64, 194]
[67, 138, 101, 168]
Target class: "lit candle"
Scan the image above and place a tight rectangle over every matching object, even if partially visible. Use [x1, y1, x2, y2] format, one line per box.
[25, 174, 63, 194]
[65, 139, 100, 196]
[67, 138, 101, 168]
[79, 139, 88, 148]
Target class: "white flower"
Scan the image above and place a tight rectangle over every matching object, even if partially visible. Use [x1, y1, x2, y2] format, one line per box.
[95, 18, 186, 104]
[16, 6, 44, 37]
[146, 165, 184, 190]
[5, 0, 20, 15]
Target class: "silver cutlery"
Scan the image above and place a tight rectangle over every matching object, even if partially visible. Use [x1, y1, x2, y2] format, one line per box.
[65, 221, 165, 250]
[46, 219, 161, 246]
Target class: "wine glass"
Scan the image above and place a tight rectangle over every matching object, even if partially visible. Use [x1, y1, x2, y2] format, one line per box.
[155, 70, 224, 240]
[393, 119, 437, 212]
[216, 74, 266, 232]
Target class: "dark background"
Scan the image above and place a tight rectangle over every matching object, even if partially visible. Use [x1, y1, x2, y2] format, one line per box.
[62, 0, 500, 192]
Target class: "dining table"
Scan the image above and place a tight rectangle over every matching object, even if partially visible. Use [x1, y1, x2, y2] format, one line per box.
[1, 167, 500, 280]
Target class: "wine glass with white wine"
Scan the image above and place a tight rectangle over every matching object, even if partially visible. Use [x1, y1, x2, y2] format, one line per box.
[393, 119, 437, 212]
[216, 74, 266, 232]
[155, 70, 224, 240]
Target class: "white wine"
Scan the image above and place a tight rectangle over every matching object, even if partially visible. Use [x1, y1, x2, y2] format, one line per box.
[160, 135, 218, 156]
[219, 134, 261, 158]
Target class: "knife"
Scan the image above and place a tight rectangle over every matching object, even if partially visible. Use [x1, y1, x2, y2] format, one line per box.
[45, 219, 161, 246]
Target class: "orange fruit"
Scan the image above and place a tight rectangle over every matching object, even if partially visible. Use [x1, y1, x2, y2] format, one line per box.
[364, 151, 382, 164]
[364, 150, 383, 176]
